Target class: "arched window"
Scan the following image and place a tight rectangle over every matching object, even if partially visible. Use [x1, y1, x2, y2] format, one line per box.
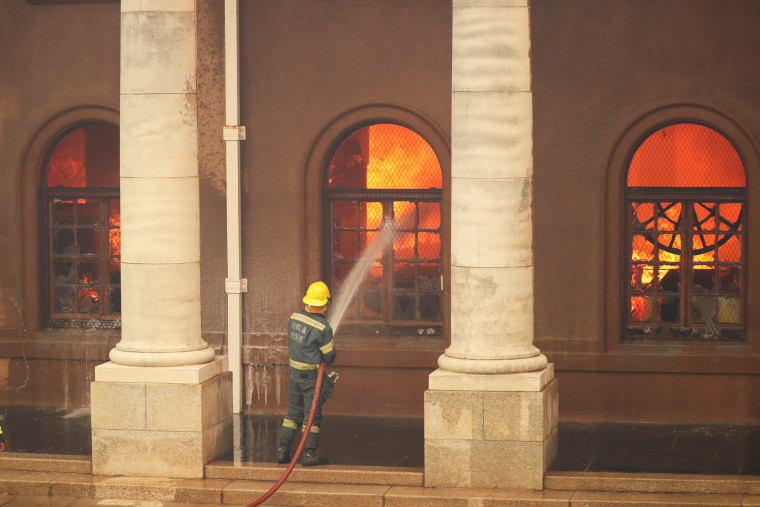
[326, 123, 443, 334]
[625, 123, 746, 342]
[42, 122, 120, 329]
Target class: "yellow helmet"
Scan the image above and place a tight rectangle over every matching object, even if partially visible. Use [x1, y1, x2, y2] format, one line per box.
[303, 281, 331, 307]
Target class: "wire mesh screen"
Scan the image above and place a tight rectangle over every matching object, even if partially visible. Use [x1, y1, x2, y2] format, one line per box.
[47, 123, 119, 188]
[625, 124, 745, 342]
[628, 123, 746, 187]
[328, 124, 442, 332]
[328, 124, 442, 190]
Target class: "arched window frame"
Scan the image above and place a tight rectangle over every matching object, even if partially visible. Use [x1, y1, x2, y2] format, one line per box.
[624, 122, 746, 342]
[305, 105, 450, 364]
[325, 122, 443, 334]
[21, 106, 121, 344]
[605, 106, 760, 367]
[41, 121, 121, 329]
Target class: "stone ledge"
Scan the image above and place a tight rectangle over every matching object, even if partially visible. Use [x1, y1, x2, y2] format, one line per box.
[94, 355, 228, 384]
[205, 461, 423, 486]
[385, 485, 572, 506]
[571, 490, 744, 506]
[49, 474, 231, 504]
[429, 364, 554, 392]
[222, 479, 391, 507]
[0, 453, 91, 474]
[0, 470, 61, 496]
[545, 470, 760, 496]
[0, 469, 757, 506]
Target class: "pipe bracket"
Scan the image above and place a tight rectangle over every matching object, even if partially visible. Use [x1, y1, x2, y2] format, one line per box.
[225, 278, 248, 293]
[223, 125, 246, 141]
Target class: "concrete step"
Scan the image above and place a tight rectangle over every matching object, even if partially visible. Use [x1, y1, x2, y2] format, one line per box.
[0, 470, 232, 503]
[0, 468, 757, 506]
[546, 470, 760, 496]
[205, 459, 423, 486]
[0, 472, 757, 507]
[223, 479, 391, 506]
[0, 452, 91, 474]
[1, 453, 758, 505]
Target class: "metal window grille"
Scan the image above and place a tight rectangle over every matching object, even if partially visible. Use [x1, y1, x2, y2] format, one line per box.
[44, 122, 120, 329]
[327, 124, 443, 334]
[625, 123, 746, 342]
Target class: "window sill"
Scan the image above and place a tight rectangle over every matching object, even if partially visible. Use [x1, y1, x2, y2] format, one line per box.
[540, 344, 760, 374]
[0, 328, 119, 361]
[242, 332, 444, 369]
[334, 335, 444, 368]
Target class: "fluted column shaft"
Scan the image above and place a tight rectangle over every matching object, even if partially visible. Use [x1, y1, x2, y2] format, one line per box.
[111, 0, 215, 367]
[440, 0, 546, 374]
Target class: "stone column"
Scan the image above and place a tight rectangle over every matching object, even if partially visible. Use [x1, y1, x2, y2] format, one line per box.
[90, 0, 232, 479]
[424, 0, 557, 490]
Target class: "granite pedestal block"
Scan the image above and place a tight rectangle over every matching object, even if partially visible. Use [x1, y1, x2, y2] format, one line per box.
[424, 366, 558, 490]
[91, 357, 233, 479]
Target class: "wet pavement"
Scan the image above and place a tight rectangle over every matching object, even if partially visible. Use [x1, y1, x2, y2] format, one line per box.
[1, 406, 759, 475]
[552, 421, 760, 475]
[219, 413, 424, 467]
[0, 407, 91, 456]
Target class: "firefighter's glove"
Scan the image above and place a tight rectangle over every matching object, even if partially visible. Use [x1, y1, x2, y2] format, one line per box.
[320, 371, 339, 403]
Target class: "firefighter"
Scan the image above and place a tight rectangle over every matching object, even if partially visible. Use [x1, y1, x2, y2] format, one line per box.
[277, 281, 337, 466]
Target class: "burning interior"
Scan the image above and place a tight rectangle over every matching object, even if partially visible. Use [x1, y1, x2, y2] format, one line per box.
[327, 123, 443, 334]
[626, 123, 745, 341]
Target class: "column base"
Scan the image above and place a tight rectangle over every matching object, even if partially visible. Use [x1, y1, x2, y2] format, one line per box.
[424, 365, 558, 490]
[91, 357, 232, 479]
[109, 345, 216, 367]
[438, 352, 548, 374]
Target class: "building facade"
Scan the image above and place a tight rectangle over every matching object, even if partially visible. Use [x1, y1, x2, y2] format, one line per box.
[0, 0, 758, 482]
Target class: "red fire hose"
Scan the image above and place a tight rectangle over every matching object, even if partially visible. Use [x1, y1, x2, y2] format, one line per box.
[246, 361, 325, 507]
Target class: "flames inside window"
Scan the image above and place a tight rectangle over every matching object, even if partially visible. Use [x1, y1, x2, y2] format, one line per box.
[626, 123, 745, 341]
[44, 123, 120, 328]
[327, 124, 443, 332]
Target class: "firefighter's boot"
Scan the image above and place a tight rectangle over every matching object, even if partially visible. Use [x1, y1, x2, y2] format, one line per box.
[276, 446, 290, 464]
[302, 448, 329, 467]
[277, 426, 297, 464]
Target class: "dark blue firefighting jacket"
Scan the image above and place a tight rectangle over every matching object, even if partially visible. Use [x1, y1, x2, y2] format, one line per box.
[287, 309, 336, 370]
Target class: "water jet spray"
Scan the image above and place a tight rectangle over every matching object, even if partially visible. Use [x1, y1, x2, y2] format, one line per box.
[328, 219, 396, 334]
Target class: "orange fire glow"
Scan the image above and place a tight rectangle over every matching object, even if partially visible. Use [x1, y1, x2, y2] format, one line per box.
[366, 125, 442, 190]
[109, 212, 121, 257]
[628, 124, 745, 187]
[78, 273, 99, 303]
[365, 125, 442, 262]
[331, 125, 442, 283]
[48, 128, 87, 188]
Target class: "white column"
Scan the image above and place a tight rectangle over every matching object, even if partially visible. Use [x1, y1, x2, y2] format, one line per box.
[91, 2, 231, 479]
[424, 1, 557, 490]
[440, 0, 546, 375]
[112, 0, 215, 367]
